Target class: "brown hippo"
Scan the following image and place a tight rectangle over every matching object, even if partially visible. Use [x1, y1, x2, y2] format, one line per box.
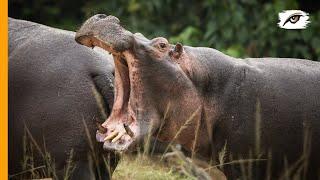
[9, 18, 119, 180]
[75, 14, 320, 179]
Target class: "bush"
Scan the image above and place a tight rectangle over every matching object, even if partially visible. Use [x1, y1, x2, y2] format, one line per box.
[9, 0, 320, 60]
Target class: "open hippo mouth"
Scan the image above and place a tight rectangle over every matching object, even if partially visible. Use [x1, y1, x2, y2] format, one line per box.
[95, 53, 138, 151]
[75, 14, 155, 151]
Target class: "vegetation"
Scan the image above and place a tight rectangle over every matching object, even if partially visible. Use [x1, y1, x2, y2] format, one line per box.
[9, 0, 320, 60]
[113, 155, 194, 180]
[8, 1, 319, 179]
[11, 102, 312, 179]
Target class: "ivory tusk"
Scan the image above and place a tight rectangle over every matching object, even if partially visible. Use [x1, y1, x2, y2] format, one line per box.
[124, 124, 134, 137]
[104, 131, 118, 141]
[111, 132, 125, 143]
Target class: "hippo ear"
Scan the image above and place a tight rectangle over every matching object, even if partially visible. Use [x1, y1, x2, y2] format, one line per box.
[170, 43, 184, 59]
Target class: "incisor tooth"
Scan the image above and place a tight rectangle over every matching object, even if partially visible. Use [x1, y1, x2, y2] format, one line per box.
[104, 131, 118, 141]
[111, 132, 125, 143]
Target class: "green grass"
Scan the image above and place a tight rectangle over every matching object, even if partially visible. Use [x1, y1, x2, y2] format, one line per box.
[113, 155, 194, 180]
[11, 99, 311, 179]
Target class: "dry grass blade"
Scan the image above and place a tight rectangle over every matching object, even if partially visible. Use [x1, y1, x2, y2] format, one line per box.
[191, 110, 202, 159]
[278, 124, 312, 180]
[218, 142, 227, 166]
[205, 158, 267, 170]
[150, 102, 171, 155]
[81, 116, 104, 180]
[13, 125, 58, 179]
[143, 120, 154, 156]
[92, 85, 108, 119]
[9, 165, 46, 179]
[102, 155, 113, 180]
[160, 107, 201, 161]
[23, 123, 45, 158]
[63, 149, 76, 180]
[255, 99, 261, 156]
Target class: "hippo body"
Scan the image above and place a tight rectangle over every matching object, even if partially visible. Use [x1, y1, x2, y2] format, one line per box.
[199, 52, 320, 178]
[9, 18, 118, 180]
[75, 15, 320, 179]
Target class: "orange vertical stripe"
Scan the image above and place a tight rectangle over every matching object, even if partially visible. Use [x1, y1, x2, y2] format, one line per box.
[0, 0, 8, 180]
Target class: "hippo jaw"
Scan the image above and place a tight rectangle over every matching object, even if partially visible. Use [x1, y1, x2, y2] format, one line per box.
[76, 14, 204, 152]
[76, 15, 161, 152]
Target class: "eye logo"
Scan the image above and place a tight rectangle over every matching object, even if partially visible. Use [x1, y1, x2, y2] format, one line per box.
[278, 10, 310, 29]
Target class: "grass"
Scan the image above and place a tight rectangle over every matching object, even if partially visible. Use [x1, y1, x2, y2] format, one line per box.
[11, 121, 312, 180]
[12, 123, 220, 179]
[10, 98, 313, 180]
[112, 155, 194, 180]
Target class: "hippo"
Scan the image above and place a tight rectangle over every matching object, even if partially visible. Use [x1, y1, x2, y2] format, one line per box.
[9, 18, 119, 180]
[75, 14, 320, 179]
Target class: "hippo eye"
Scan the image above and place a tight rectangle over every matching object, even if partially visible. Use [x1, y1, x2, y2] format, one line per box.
[152, 37, 169, 52]
[159, 42, 167, 49]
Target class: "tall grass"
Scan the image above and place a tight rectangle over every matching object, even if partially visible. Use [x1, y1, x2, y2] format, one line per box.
[151, 98, 313, 180]
[9, 125, 59, 179]
[10, 97, 315, 180]
[160, 107, 202, 161]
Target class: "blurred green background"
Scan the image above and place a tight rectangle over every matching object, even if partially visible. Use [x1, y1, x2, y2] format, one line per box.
[9, 0, 320, 60]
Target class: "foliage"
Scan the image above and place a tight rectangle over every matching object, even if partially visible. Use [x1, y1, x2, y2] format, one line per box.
[9, 0, 320, 60]
[113, 155, 194, 180]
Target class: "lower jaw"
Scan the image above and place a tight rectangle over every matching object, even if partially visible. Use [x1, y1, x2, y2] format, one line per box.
[96, 120, 137, 152]
[102, 134, 135, 152]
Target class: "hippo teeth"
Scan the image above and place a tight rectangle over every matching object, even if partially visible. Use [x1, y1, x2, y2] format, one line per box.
[104, 131, 119, 141]
[112, 132, 125, 143]
[102, 123, 132, 143]
[124, 124, 134, 137]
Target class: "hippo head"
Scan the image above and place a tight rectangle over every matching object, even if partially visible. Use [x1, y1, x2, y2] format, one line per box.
[76, 14, 206, 152]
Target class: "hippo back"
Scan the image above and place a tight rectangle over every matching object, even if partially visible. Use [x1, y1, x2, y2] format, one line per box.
[9, 18, 117, 179]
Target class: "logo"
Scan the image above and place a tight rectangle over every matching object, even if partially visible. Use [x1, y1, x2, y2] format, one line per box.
[278, 10, 310, 29]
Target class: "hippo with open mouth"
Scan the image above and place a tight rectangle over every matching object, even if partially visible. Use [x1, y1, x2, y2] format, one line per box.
[75, 14, 320, 179]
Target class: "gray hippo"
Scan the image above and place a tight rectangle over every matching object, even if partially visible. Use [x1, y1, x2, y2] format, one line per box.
[9, 18, 119, 180]
[75, 15, 320, 179]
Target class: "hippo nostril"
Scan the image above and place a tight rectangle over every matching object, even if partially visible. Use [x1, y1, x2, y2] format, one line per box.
[97, 14, 107, 19]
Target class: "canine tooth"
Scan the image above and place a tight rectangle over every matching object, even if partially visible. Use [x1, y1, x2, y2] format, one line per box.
[111, 132, 125, 143]
[104, 131, 118, 141]
[124, 124, 134, 137]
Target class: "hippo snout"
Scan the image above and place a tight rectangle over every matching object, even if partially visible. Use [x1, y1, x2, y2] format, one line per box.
[75, 14, 110, 46]
[75, 14, 134, 53]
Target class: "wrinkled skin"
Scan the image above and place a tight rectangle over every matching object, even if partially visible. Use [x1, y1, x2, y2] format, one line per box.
[75, 14, 320, 179]
[9, 18, 119, 180]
